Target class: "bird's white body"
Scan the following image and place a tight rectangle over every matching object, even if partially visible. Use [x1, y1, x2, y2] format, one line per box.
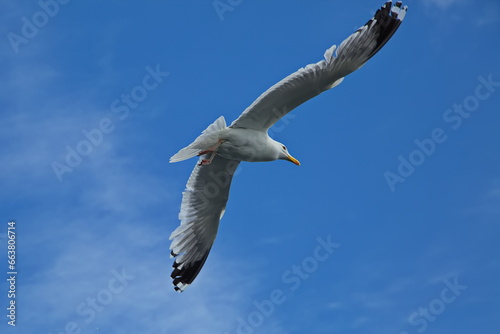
[217, 127, 280, 162]
[170, 115, 294, 164]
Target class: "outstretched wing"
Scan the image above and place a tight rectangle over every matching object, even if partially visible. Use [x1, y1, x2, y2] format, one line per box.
[169, 154, 240, 292]
[230, 1, 407, 131]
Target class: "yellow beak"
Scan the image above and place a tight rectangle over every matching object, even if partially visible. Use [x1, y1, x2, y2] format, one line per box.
[286, 154, 301, 166]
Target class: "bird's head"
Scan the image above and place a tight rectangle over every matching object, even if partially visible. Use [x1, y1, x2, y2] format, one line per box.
[276, 142, 300, 166]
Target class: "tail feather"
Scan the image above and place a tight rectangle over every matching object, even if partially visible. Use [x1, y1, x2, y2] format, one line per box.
[170, 116, 227, 163]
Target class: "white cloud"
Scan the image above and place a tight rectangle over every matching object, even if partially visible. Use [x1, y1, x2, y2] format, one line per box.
[20, 211, 282, 333]
[486, 178, 500, 200]
[423, 0, 466, 10]
[422, 0, 500, 27]
[461, 178, 500, 218]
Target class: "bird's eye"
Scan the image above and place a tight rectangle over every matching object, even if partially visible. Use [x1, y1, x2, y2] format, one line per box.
[282, 145, 287, 151]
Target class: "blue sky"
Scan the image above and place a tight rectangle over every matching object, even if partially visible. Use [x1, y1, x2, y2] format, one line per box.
[1, 0, 499, 333]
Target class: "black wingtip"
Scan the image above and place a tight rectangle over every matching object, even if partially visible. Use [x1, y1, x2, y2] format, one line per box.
[171, 249, 212, 292]
[365, 1, 408, 60]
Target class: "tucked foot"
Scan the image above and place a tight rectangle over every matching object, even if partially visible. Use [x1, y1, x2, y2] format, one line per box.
[199, 159, 211, 166]
[198, 149, 213, 156]
[197, 139, 226, 156]
[198, 149, 219, 166]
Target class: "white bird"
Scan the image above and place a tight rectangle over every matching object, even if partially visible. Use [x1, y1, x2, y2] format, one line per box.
[169, 1, 408, 292]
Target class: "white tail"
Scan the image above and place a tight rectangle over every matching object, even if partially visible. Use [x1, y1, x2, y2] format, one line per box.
[170, 116, 227, 163]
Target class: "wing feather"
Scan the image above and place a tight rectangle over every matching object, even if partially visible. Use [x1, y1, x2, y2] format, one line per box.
[169, 154, 240, 292]
[230, 1, 407, 131]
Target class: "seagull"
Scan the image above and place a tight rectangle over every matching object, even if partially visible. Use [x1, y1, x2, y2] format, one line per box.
[169, 1, 407, 292]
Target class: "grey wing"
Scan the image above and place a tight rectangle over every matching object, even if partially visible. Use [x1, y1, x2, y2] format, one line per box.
[230, 1, 408, 131]
[169, 154, 240, 292]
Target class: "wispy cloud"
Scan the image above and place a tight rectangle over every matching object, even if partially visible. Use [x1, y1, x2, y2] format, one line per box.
[458, 177, 500, 219]
[423, 0, 466, 10]
[19, 210, 288, 334]
[486, 178, 500, 200]
[422, 0, 500, 27]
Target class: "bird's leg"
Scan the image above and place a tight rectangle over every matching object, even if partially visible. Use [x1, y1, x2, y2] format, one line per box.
[198, 139, 225, 166]
[197, 139, 226, 156]
[199, 150, 218, 166]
